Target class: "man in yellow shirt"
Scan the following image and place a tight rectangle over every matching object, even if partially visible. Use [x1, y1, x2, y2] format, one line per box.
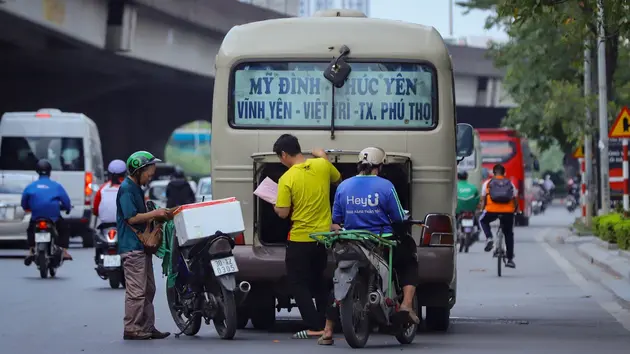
[272, 134, 341, 340]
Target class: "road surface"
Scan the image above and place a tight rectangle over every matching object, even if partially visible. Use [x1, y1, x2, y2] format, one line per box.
[1, 206, 629, 353]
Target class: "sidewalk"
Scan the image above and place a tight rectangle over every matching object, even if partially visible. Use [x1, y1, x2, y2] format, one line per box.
[546, 229, 630, 302]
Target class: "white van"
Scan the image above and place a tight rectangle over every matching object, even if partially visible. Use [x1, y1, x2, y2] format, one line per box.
[0, 108, 105, 247]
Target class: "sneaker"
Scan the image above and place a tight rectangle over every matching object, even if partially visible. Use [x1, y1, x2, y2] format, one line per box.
[506, 259, 516, 268]
[484, 238, 494, 252]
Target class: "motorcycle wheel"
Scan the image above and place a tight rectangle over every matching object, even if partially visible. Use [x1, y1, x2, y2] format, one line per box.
[340, 275, 370, 348]
[49, 267, 56, 278]
[212, 284, 238, 340]
[465, 234, 472, 253]
[458, 236, 465, 253]
[109, 272, 121, 289]
[394, 293, 419, 344]
[38, 251, 48, 279]
[166, 286, 202, 336]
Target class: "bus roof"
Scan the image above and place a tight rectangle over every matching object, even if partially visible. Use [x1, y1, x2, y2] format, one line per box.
[217, 14, 450, 68]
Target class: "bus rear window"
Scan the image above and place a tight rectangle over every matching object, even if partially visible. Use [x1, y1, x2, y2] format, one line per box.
[229, 61, 436, 130]
[481, 140, 517, 164]
[0, 137, 85, 171]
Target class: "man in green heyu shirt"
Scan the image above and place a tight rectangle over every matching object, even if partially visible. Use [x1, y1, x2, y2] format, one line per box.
[456, 170, 481, 236]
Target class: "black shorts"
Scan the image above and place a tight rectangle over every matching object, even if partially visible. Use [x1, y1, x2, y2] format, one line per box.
[391, 234, 419, 287]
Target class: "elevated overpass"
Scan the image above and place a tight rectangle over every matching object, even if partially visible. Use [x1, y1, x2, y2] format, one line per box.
[0, 0, 507, 162]
[0, 0, 286, 160]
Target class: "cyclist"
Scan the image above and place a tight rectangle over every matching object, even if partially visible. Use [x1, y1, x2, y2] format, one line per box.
[329, 147, 419, 328]
[22, 159, 73, 265]
[479, 164, 518, 268]
[92, 159, 126, 264]
[456, 170, 480, 235]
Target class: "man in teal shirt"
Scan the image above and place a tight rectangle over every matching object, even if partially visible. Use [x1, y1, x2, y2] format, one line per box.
[117, 151, 171, 340]
[456, 171, 480, 234]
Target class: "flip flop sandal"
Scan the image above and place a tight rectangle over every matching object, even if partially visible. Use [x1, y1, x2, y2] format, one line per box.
[317, 336, 334, 345]
[292, 330, 319, 339]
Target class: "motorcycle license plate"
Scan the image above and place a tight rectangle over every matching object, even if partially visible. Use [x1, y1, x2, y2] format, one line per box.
[35, 232, 51, 243]
[210, 256, 239, 276]
[103, 255, 121, 268]
[461, 219, 474, 227]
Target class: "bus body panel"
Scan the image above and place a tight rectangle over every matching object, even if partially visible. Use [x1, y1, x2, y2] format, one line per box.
[211, 15, 460, 310]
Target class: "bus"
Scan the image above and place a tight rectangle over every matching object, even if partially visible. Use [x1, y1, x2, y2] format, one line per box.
[477, 128, 538, 226]
[457, 130, 483, 191]
[210, 9, 473, 332]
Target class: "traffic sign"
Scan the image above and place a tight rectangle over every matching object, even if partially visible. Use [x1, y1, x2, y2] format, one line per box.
[573, 146, 584, 159]
[608, 106, 630, 138]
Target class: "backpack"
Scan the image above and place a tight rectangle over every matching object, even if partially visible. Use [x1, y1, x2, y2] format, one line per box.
[487, 178, 514, 204]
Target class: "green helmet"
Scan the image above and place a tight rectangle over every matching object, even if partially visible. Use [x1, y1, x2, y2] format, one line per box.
[126, 151, 161, 175]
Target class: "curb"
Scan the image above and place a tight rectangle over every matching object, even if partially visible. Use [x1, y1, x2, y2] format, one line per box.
[575, 243, 627, 280]
[553, 230, 630, 282]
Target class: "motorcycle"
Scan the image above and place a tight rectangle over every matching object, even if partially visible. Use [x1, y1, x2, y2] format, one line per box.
[33, 216, 65, 279]
[531, 199, 543, 215]
[166, 229, 250, 339]
[457, 211, 475, 253]
[565, 194, 577, 212]
[94, 223, 125, 289]
[309, 216, 430, 348]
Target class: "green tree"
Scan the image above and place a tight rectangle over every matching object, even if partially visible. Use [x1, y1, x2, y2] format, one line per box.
[458, 0, 630, 151]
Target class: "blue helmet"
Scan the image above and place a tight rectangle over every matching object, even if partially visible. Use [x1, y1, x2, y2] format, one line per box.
[108, 159, 127, 174]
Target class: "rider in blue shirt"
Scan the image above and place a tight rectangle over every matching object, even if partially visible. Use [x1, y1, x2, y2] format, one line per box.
[22, 159, 73, 265]
[331, 147, 419, 323]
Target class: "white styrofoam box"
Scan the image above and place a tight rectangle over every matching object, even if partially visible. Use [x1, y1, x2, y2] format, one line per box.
[173, 197, 245, 247]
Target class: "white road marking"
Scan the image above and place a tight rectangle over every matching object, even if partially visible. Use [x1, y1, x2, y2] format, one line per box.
[535, 230, 630, 332]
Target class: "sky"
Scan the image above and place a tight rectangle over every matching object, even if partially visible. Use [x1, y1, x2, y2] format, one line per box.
[370, 0, 508, 41]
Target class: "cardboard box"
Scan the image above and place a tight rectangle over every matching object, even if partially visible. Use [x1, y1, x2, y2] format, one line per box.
[173, 197, 245, 247]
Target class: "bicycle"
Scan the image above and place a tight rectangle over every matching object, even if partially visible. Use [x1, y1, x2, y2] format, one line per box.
[492, 222, 507, 277]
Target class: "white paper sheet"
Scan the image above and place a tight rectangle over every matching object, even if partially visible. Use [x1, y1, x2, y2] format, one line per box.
[253, 177, 278, 204]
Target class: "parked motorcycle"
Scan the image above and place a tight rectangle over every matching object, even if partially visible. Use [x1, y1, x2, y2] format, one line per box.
[457, 211, 475, 253]
[94, 223, 124, 289]
[309, 215, 436, 348]
[166, 229, 250, 339]
[33, 217, 65, 279]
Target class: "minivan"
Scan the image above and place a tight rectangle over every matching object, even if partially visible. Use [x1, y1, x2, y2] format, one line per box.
[0, 108, 105, 247]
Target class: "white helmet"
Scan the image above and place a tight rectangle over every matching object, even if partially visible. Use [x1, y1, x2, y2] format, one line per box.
[358, 147, 386, 165]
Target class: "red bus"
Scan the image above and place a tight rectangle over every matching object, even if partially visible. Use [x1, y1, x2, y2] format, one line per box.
[477, 128, 539, 227]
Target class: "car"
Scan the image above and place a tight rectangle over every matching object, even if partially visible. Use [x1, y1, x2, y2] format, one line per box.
[196, 177, 212, 202]
[0, 176, 31, 245]
[145, 179, 197, 209]
[0, 108, 104, 248]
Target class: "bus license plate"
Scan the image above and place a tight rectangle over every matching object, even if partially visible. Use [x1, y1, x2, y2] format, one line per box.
[35, 232, 51, 243]
[461, 219, 474, 227]
[210, 256, 239, 276]
[103, 255, 121, 267]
